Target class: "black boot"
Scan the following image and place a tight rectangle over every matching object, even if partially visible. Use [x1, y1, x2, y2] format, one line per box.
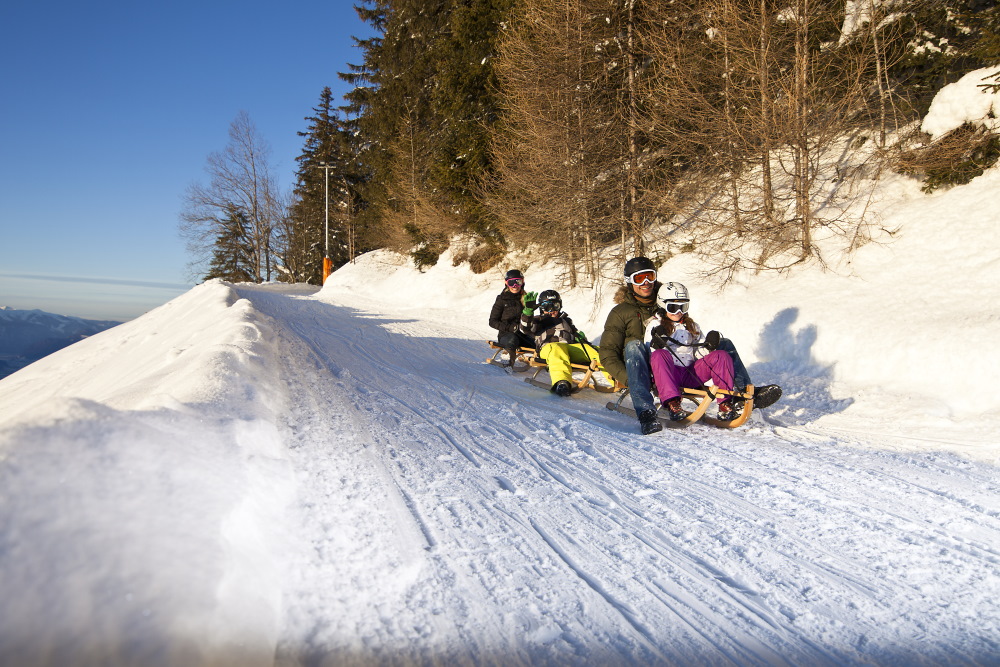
[638, 409, 663, 435]
[753, 385, 782, 410]
[552, 380, 573, 397]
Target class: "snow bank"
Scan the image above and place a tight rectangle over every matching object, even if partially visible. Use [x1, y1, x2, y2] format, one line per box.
[0, 280, 295, 666]
[921, 65, 1000, 139]
[671, 168, 1000, 417]
[324, 162, 1000, 428]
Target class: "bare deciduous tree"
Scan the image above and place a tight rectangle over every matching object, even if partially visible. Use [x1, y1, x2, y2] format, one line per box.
[180, 111, 283, 282]
[490, 0, 640, 287]
[641, 0, 905, 280]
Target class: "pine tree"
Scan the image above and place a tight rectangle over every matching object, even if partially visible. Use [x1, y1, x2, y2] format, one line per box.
[427, 0, 515, 245]
[205, 205, 254, 282]
[284, 87, 366, 283]
[968, 2, 1000, 62]
[342, 0, 514, 269]
[342, 0, 448, 266]
[890, 0, 1000, 116]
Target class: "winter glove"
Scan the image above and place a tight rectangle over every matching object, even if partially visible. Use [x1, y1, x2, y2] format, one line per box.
[522, 291, 538, 316]
[704, 330, 721, 351]
[575, 329, 588, 343]
[649, 328, 666, 350]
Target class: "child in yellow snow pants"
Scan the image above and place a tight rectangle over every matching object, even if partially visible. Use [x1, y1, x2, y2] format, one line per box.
[539, 342, 613, 387]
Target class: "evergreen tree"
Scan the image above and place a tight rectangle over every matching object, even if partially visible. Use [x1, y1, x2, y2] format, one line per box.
[342, 0, 514, 269]
[890, 0, 1000, 116]
[427, 0, 515, 244]
[968, 2, 1000, 62]
[205, 205, 254, 282]
[285, 87, 366, 283]
[342, 0, 446, 266]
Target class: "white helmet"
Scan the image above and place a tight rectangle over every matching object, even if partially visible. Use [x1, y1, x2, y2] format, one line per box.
[661, 282, 689, 302]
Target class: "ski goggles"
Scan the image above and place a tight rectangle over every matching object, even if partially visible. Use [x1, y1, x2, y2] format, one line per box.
[627, 269, 657, 286]
[539, 300, 561, 313]
[505, 278, 524, 287]
[664, 301, 690, 314]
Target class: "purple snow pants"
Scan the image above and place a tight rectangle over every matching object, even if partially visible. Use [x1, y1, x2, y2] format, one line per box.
[650, 348, 734, 403]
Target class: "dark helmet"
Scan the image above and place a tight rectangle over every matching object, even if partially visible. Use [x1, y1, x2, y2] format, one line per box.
[538, 289, 562, 313]
[623, 256, 655, 277]
[505, 268, 524, 280]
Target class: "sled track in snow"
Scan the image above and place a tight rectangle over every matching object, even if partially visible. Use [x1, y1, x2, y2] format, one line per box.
[236, 286, 1000, 666]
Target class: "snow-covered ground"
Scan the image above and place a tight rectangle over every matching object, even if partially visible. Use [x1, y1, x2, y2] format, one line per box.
[1, 68, 999, 666]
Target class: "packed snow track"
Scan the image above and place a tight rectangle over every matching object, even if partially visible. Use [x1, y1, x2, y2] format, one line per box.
[231, 285, 1000, 666]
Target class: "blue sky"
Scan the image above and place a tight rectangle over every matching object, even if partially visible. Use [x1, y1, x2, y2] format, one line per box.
[0, 1, 373, 321]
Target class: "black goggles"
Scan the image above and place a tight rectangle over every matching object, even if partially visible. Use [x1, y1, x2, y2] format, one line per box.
[664, 301, 690, 314]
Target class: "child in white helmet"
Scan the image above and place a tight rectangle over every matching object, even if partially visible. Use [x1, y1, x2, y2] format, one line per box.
[647, 282, 739, 421]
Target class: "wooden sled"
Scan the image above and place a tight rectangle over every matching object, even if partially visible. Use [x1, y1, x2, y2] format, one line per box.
[485, 341, 535, 372]
[606, 384, 756, 429]
[488, 341, 622, 394]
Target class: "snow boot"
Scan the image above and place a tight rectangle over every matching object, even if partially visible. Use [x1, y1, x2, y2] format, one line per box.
[552, 380, 573, 397]
[753, 384, 782, 410]
[665, 398, 690, 422]
[504, 347, 518, 367]
[717, 399, 739, 422]
[638, 409, 663, 435]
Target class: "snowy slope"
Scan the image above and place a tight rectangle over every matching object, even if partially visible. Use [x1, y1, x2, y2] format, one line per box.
[323, 166, 1000, 458]
[1, 70, 999, 666]
[0, 284, 295, 666]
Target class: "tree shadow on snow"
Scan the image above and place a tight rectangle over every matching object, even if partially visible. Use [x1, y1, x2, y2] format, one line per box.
[298, 300, 518, 387]
[747, 307, 853, 426]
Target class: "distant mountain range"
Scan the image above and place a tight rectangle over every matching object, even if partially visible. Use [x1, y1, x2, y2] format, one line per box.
[0, 307, 121, 379]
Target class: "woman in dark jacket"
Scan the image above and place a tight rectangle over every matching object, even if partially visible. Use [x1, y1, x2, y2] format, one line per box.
[489, 269, 534, 362]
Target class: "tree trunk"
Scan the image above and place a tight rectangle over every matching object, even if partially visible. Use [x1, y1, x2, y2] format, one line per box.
[794, 0, 812, 258]
[759, 0, 775, 226]
[626, 0, 644, 257]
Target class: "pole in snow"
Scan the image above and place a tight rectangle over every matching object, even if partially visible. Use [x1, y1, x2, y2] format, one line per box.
[319, 162, 334, 283]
